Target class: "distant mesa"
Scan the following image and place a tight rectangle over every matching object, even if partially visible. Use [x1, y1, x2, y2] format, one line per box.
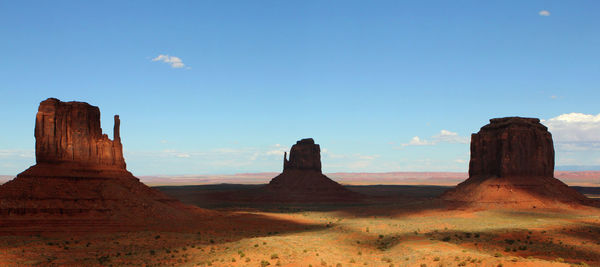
[441, 117, 591, 208]
[0, 98, 206, 233]
[264, 138, 361, 202]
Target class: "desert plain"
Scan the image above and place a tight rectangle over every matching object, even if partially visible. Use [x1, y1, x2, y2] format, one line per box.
[0, 183, 598, 267]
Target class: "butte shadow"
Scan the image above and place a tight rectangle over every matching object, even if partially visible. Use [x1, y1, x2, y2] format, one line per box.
[441, 117, 595, 209]
[0, 98, 212, 233]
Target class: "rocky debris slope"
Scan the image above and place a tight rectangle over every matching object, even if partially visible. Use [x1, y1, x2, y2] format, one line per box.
[442, 117, 590, 209]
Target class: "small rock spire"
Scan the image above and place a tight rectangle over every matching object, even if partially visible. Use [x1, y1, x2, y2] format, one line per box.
[114, 115, 121, 142]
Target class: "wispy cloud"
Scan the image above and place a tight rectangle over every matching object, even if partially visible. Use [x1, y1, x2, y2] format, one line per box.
[151, 54, 186, 68]
[401, 130, 468, 147]
[0, 149, 34, 159]
[539, 10, 550, 16]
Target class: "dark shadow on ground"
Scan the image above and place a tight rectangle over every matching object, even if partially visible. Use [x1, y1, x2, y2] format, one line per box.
[344, 221, 600, 266]
[0, 211, 330, 266]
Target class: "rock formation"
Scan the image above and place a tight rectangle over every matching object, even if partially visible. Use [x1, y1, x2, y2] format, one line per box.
[264, 138, 360, 202]
[441, 117, 590, 208]
[0, 98, 207, 233]
[34, 98, 125, 168]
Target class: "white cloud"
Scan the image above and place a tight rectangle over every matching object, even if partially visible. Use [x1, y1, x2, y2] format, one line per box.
[434, 130, 469, 144]
[539, 10, 550, 16]
[403, 136, 433, 146]
[544, 113, 600, 151]
[176, 153, 191, 158]
[401, 130, 468, 147]
[152, 54, 186, 68]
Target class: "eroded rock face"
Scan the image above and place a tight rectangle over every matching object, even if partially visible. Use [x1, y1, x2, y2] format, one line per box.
[442, 117, 589, 208]
[35, 98, 125, 169]
[283, 138, 322, 172]
[265, 138, 360, 202]
[469, 117, 554, 179]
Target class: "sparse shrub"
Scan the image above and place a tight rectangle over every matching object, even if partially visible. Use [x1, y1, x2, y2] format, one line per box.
[97, 255, 110, 265]
[271, 254, 279, 259]
[494, 253, 502, 257]
[433, 256, 440, 261]
[245, 257, 251, 262]
[379, 235, 384, 239]
[149, 250, 155, 256]
[420, 264, 427, 267]
[442, 236, 451, 242]
[231, 258, 236, 262]
[155, 235, 160, 239]
[555, 257, 565, 262]
[261, 260, 270, 267]
[350, 259, 356, 263]
[504, 239, 515, 245]
[381, 257, 392, 263]
[518, 246, 527, 250]
[458, 261, 466, 266]
[320, 259, 327, 266]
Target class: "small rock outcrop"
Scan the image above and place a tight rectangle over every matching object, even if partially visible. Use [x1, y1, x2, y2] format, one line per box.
[0, 98, 207, 233]
[264, 138, 360, 202]
[442, 117, 589, 208]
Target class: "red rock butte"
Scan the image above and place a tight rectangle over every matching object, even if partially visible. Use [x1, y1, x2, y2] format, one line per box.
[441, 117, 590, 208]
[0, 98, 207, 233]
[264, 138, 361, 202]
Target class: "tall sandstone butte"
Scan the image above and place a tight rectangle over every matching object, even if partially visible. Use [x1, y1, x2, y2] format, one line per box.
[265, 138, 360, 202]
[442, 117, 589, 208]
[0, 98, 206, 232]
[34, 98, 126, 168]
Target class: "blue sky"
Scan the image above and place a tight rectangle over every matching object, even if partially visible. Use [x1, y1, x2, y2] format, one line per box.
[1, 1, 599, 175]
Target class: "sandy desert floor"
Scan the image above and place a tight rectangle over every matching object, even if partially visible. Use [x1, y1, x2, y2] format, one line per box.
[1, 185, 599, 267]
